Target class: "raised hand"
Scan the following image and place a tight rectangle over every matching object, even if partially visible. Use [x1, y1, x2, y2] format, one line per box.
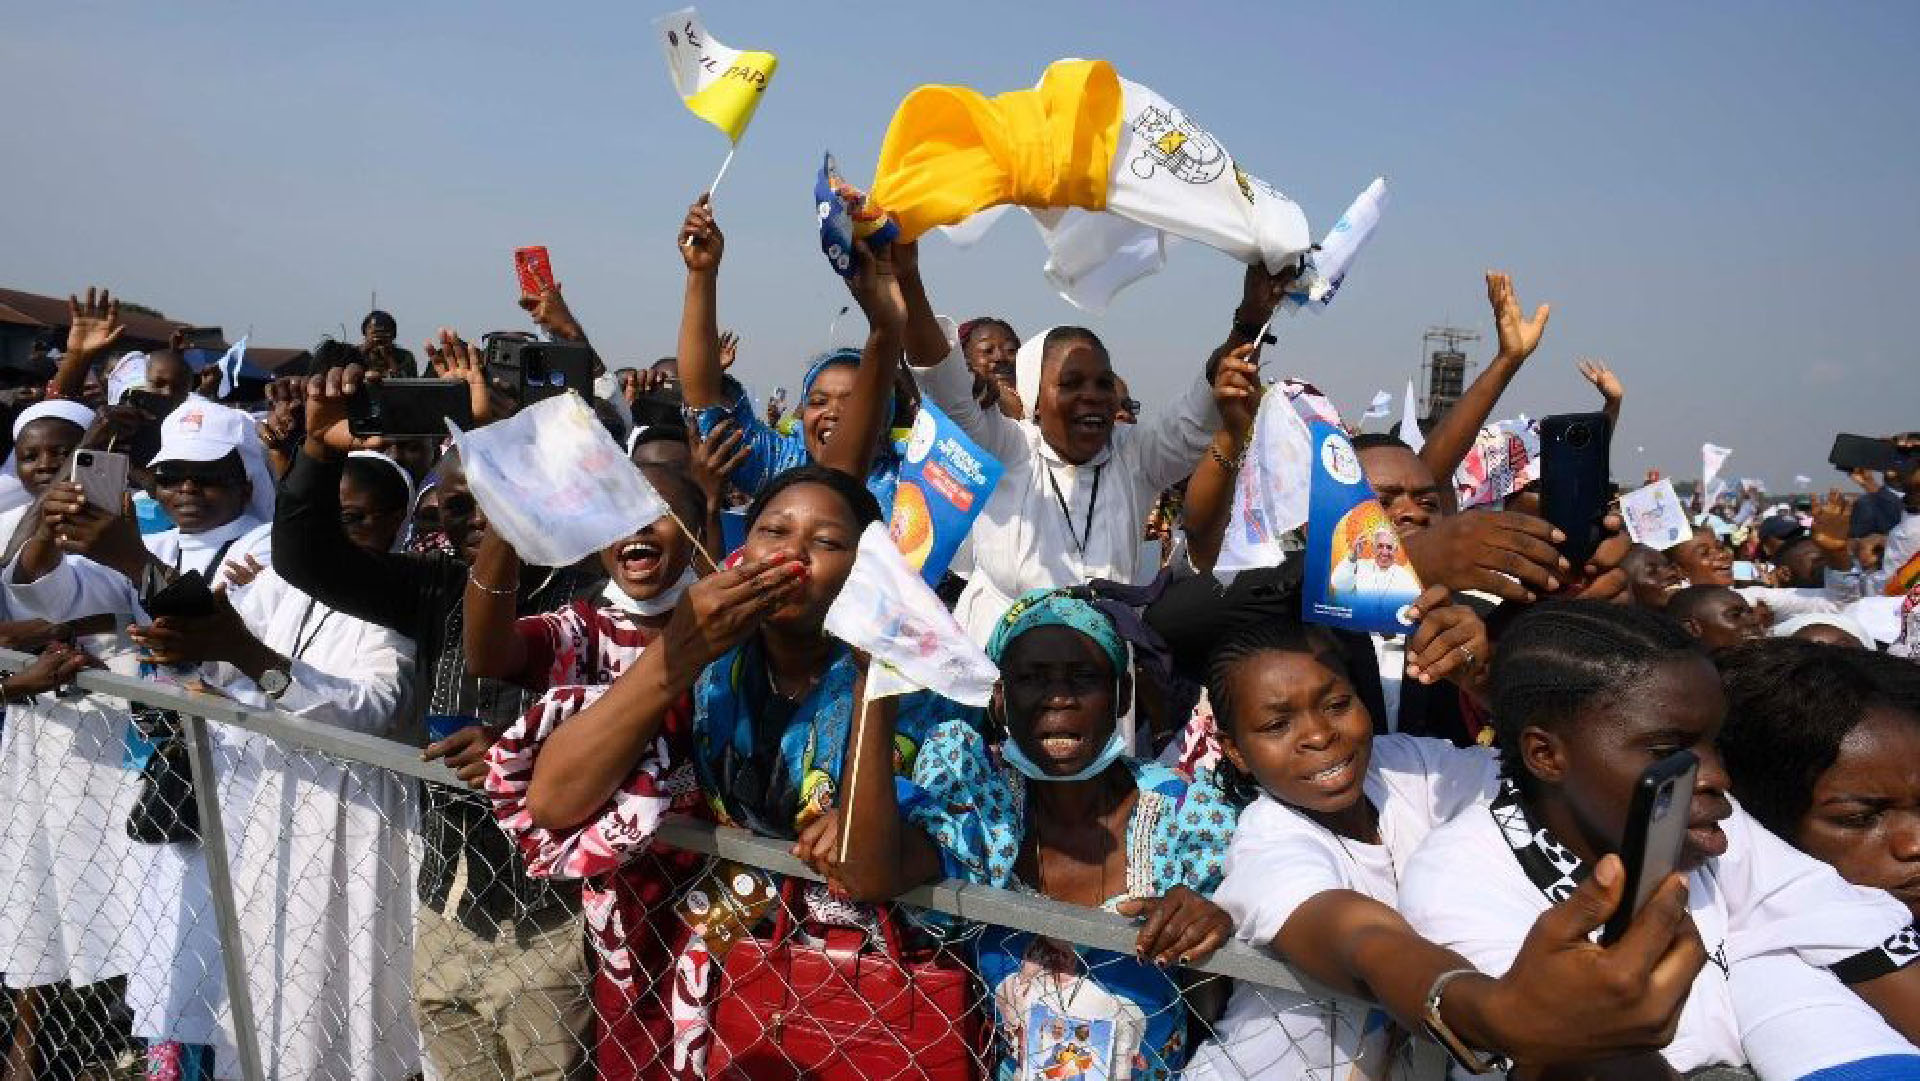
[1487, 271, 1550, 365]
[847, 242, 906, 335]
[1811, 489, 1853, 552]
[65, 287, 125, 361]
[1577, 358, 1624, 405]
[718, 331, 740, 371]
[1236, 259, 1304, 323]
[425, 329, 508, 425]
[679, 194, 724, 272]
[517, 283, 585, 343]
[302, 362, 374, 458]
[1211, 343, 1260, 435]
[690, 420, 750, 509]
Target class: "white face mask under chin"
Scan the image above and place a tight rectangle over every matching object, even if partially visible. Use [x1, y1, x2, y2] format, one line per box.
[601, 566, 696, 617]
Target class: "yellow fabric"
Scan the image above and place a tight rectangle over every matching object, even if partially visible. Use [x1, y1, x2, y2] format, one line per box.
[871, 59, 1123, 243]
[683, 50, 778, 142]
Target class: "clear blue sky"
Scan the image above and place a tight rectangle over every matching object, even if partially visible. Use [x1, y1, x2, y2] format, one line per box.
[5, 1, 1916, 487]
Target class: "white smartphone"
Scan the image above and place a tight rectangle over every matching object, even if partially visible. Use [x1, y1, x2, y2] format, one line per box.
[69, 449, 130, 513]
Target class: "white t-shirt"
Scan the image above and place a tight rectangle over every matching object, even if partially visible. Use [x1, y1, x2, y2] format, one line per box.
[1188, 736, 1499, 1080]
[1399, 794, 1917, 1073]
[1731, 953, 1919, 1080]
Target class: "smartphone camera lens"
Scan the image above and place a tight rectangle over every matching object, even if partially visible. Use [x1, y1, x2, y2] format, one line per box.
[77, 452, 93, 466]
[1567, 423, 1592, 450]
[1653, 784, 1674, 817]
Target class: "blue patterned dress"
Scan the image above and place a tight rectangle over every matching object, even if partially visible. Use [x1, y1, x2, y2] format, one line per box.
[901, 720, 1236, 1081]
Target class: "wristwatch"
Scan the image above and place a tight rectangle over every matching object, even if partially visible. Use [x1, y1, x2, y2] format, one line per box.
[257, 665, 292, 700]
[1422, 968, 1509, 1074]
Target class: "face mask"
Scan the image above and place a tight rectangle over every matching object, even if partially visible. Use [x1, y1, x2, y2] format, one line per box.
[999, 726, 1127, 784]
[600, 566, 695, 617]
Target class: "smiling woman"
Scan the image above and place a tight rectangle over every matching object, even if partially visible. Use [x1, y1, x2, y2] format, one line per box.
[822, 588, 1239, 1080]
[903, 241, 1295, 644]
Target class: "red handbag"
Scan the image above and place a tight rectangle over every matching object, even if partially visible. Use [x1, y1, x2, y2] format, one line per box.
[708, 885, 986, 1080]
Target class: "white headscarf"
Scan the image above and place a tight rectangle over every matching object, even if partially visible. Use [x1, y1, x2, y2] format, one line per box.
[0, 400, 99, 514]
[348, 450, 419, 551]
[1014, 325, 1063, 426]
[1773, 612, 1877, 650]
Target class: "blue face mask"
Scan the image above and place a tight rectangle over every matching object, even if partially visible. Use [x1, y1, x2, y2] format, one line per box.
[999, 727, 1128, 783]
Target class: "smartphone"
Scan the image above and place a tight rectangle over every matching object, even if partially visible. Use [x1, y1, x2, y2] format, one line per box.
[143, 570, 219, 620]
[484, 339, 596, 403]
[514, 246, 556, 298]
[1828, 434, 1902, 474]
[1602, 749, 1699, 946]
[69, 449, 130, 513]
[1540, 412, 1614, 567]
[1731, 560, 1759, 583]
[347, 379, 475, 438]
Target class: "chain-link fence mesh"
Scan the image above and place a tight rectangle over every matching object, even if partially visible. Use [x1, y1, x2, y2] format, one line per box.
[0, 652, 1437, 1081]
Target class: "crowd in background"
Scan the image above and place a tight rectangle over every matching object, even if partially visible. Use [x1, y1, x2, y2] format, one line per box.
[0, 188, 1917, 1081]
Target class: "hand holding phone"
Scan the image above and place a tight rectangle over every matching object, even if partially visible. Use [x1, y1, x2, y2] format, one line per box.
[514, 246, 556, 299]
[68, 449, 130, 513]
[1602, 749, 1699, 945]
[1541, 412, 1614, 568]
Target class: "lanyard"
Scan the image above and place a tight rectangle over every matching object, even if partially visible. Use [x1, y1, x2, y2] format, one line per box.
[1045, 463, 1104, 557]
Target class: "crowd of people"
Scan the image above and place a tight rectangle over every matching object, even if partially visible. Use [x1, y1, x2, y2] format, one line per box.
[0, 187, 1916, 1081]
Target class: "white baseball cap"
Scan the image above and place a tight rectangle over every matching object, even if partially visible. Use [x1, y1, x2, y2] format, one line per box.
[151, 398, 250, 467]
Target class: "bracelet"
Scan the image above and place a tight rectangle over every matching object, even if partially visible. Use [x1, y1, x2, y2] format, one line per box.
[1208, 446, 1243, 472]
[467, 572, 515, 596]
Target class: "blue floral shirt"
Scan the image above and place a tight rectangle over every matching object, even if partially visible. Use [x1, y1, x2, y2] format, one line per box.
[901, 720, 1236, 1081]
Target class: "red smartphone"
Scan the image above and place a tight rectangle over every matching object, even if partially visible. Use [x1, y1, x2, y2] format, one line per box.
[513, 246, 556, 298]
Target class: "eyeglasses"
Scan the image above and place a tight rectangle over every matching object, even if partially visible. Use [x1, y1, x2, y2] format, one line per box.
[153, 467, 243, 490]
[437, 492, 478, 519]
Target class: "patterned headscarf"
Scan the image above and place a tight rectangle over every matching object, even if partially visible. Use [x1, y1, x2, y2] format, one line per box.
[986, 588, 1128, 677]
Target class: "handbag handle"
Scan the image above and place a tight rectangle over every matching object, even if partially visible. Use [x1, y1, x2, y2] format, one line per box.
[766, 877, 909, 962]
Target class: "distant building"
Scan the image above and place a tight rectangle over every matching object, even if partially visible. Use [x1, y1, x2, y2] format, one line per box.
[0, 286, 310, 377]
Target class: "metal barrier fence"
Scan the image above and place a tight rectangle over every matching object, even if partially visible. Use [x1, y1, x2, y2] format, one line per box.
[0, 646, 1443, 1081]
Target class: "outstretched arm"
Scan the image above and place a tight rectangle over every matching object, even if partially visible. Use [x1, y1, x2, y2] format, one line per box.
[1421, 271, 1551, 484]
[815, 242, 907, 479]
[1177, 345, 1260, 573]
[1577, 359, 1624, 430]
[676, 196, 726, 409]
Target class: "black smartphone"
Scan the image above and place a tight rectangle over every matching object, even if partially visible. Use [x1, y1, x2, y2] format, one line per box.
[1540, 411, 1613, 567]
[484, 339, 596, 403]
[1828, 434, 1902, 474]
[347, 379, 475, 438]
[1602, 749, 1699, 946]
[143, 570, 219, 621]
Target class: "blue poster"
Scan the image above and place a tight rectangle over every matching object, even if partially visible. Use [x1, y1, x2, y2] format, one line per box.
[891, 400, 1002, 586]
[1301, 421, 1424, 634]
[815, 152, 897, 279]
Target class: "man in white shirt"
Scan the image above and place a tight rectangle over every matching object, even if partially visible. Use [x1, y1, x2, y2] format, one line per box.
[1330, 525, 1421, 603]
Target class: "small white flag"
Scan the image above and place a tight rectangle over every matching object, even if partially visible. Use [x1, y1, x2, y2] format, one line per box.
[448, 393, 668, 568]
[1361, 390, 1392, 420]
[1794, 474, 1812, 487]
[106, 351, 149, 405]
[1701, 443, 1733, 494]
[825, 523, 998, 704]
[1281, 177, 1390, 313]
[215, 335, 248, 400]
[1215, 385, 1317, 586]
[1397, 379, 1425, 452]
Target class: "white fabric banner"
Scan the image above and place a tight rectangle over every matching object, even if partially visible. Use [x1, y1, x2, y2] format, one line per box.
[1215, 385, 1317, 586]
[825, 523, 998, 705]
[1702, 443, 1733, 495]
[449, 393, 668, 568]
[1397, 379, 1425, 452]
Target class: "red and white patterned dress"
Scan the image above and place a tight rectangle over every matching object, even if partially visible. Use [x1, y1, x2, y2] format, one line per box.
[485, 599, 711, 1081]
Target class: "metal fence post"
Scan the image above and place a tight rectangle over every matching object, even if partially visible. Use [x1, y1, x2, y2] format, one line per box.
[180, 712, 267, 1081]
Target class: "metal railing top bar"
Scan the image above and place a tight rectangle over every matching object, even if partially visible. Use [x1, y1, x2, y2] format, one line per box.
[0, 647, 1340, 1000]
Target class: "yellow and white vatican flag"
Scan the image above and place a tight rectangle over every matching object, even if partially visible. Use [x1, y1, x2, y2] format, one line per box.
[653, 8, 778, 190]
[871, 59, 1315, 311]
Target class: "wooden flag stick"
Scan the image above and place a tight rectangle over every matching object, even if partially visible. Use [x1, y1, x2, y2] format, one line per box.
[834, 680, 875, 868]
[657, 502, 719, 576]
